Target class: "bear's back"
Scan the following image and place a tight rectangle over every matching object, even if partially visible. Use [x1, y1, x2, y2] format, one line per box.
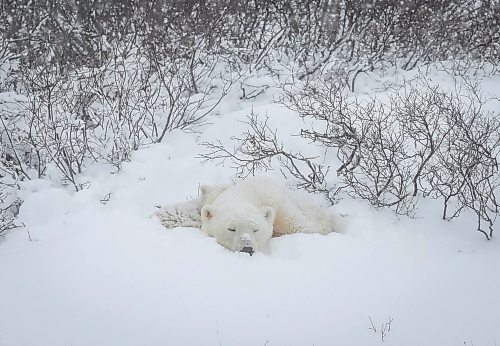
[214, 176, 287, 210]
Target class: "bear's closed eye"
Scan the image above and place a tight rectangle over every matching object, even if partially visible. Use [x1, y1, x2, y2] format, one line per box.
[228, 228, 236, 232]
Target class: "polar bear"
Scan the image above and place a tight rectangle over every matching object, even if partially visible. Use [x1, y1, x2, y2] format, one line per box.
[200, 176, 336, 254]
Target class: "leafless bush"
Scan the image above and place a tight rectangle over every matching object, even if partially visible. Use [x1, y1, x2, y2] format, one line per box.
[2, 0, 498, 82]
[15, 62, 90, 190]
[0, 33, 232, 185]
[0, 123, 22, 238]
[0, 182, 20, 237]
[202, 78, 500, 239]
[201, 112, 335, 203]
[368, 316, 394, 342]
[143, 41, 231, 140]
[427, 85, 500, 238]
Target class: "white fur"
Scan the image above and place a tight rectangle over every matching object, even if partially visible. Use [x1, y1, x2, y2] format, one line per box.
[201, 176, 337, 253]
[198, 183, 229, 210]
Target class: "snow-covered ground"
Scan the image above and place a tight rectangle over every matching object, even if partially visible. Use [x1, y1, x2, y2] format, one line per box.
[1, 67, 500, 346]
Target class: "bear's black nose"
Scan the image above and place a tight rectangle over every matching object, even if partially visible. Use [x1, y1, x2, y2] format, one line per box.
[240, 246, 254, 256]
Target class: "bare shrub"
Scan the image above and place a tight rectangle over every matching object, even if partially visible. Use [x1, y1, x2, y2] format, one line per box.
[368, 316, 394, 342]
[2, 34, 231, 186]
[0, 112, 22, 237]
[202, 78, 500, 238]
[15, 62, 90, 190]
[201, 112, 335, 203]
[0, 182, 20, 237]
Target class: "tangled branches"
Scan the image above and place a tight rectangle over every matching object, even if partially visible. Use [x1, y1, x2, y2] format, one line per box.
[202, 79, 500, 239]
[201, 113, 334, 203]
[0, 185, 20, 237]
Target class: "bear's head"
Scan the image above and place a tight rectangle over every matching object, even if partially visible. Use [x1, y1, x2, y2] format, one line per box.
[200, 203, 275, 255]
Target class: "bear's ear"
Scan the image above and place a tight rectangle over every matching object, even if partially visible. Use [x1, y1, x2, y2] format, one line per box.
[199, 184, 210, 198]
[262, 206, 275, 223]
[201, 205, 214, 221]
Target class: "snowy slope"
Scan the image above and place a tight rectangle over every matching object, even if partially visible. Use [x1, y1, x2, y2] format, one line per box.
[1, 67, 500, 346]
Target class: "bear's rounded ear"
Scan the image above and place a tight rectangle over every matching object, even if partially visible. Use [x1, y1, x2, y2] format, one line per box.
[201, 205, 214, 221]
[262, 206, 275, 223]
[199, 184, 210, 198]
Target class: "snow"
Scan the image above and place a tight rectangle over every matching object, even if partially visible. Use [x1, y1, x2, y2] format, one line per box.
[1, 66, 500, 346]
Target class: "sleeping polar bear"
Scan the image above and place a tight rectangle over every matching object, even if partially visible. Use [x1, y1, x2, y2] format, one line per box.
[200, 176, 337, 255]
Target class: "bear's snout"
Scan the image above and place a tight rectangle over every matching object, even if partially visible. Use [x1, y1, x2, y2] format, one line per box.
[240, 246, 254, 256]
[239, 233, 255, 255]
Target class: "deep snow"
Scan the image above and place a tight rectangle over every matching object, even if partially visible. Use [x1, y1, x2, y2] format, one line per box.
[1, 66, 500, 346]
